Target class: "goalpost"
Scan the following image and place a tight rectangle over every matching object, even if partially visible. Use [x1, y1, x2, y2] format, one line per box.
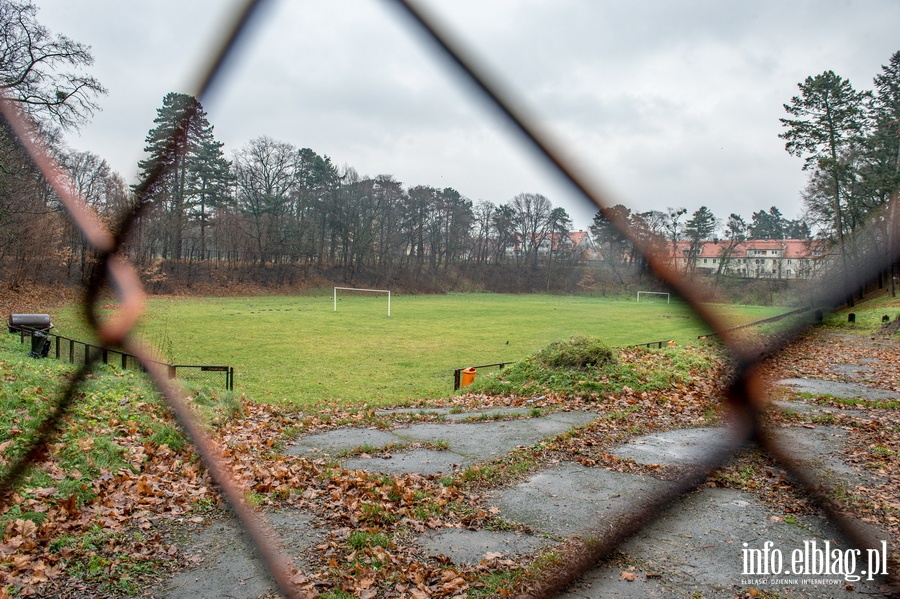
[333, 287, 392, 317]
[637, 291, 670, 304]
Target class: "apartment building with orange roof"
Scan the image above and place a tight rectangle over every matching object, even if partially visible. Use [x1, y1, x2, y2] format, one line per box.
[670, 238, 828, 279]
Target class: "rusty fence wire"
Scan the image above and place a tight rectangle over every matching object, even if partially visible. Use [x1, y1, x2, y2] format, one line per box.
[1, 0, 899, 597]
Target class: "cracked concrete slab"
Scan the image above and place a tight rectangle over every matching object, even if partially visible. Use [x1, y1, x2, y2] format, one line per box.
[343, 448, 464, 475]
[778, 378, 899, 401]
[375, 406, 536, 421]
[396, 411, 596, 460]
[285, 410, 598, 465]
[416, 528, 552, 565]
[612, 427, 736, 466]
[162, 408, 887, 599]
[490, 463, 676, 538]
[153, 510, 321, 599]
[286, 428, 403, 456]
[557, 487, 885, 598]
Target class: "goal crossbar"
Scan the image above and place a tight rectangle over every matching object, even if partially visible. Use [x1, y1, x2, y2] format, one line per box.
[637, 291, 670, 304]
[333, 287, 391, 316]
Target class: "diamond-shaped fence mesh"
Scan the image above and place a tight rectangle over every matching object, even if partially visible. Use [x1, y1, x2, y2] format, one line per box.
[0, 1, 898, 597]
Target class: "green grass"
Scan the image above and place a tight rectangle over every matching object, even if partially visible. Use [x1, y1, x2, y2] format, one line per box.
[821, 293, 900, 333]
[0, 334, 243, 591]
[48, 293, 786, 407]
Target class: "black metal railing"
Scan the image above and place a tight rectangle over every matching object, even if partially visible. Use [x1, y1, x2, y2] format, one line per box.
[17, 328, 234, 391]
[630, 339, 675, 348]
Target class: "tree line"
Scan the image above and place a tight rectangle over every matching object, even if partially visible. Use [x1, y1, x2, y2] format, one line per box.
[1, 84, 815, 294]
[588, 203, 810, 272]
[1, 0, 897, 299]
[588, 50, 900, 299]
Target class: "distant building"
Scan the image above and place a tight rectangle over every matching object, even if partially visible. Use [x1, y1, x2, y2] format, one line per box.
[670, 238, 827, 279]
[508, 230, 599, 262]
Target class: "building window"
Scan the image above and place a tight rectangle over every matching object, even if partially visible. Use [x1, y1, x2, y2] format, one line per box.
[703, 258, 707, 264]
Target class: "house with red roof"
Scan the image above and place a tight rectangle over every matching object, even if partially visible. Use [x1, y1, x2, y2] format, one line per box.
[669, 238, 828, 279]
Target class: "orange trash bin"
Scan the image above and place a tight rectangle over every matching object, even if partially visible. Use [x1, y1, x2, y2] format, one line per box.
[460, 367, 476, 387]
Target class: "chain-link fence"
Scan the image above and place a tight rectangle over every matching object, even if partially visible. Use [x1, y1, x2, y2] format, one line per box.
[0, 0, 898, 597]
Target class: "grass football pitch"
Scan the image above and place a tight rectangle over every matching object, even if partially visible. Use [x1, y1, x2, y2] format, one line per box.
[53, 292, 786, 407]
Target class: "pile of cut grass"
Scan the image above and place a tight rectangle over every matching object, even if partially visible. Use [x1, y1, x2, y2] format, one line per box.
[469, 335, 720, 399]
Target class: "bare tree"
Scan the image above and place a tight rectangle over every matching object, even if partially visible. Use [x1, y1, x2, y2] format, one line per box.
[511, 192, 552, 267]
[664, 207, 687, 267]
[232, 136, 298, 266]
[0, 0, 106, 129]
[58, 149, 126, 281]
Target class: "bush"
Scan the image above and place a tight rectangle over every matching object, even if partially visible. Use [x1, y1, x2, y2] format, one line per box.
[532, 335, 615, 370]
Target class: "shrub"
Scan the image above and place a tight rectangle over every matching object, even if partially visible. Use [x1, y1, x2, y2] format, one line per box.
[532, 335, 615, 370]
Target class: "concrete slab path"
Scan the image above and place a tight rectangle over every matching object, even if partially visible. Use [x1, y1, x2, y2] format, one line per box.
[155, 374, 893, 598]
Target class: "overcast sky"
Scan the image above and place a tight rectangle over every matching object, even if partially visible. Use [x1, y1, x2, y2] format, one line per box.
[34, 0, 900, 230]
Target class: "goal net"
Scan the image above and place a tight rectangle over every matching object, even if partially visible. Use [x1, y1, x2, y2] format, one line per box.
[636, 291, 670, 304]
[333, 287, 391, 316]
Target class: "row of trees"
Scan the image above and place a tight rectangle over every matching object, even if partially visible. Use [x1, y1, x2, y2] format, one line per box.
[588, 50, 900, 296]
[588, 203, 810, 271]
[129, 94, 581, 287]
[0, 0, 112, 288]
[3, 0, 895, 298]
[16, 82, 824, 292]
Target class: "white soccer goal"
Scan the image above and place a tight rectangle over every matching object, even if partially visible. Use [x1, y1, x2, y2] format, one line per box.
[636, 291, 670, 304]
[333, 287, 391, 316]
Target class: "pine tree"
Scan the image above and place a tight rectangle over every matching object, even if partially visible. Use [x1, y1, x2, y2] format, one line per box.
[683, 206, 718, 273]
[868, 51, 900, 296]
[780, 71, 869, 304]
[135, 92, 230, 262]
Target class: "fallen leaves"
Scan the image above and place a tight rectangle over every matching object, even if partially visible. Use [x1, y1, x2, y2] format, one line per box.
[4, 325, 899, 598]
[620, 570, 638, 581]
